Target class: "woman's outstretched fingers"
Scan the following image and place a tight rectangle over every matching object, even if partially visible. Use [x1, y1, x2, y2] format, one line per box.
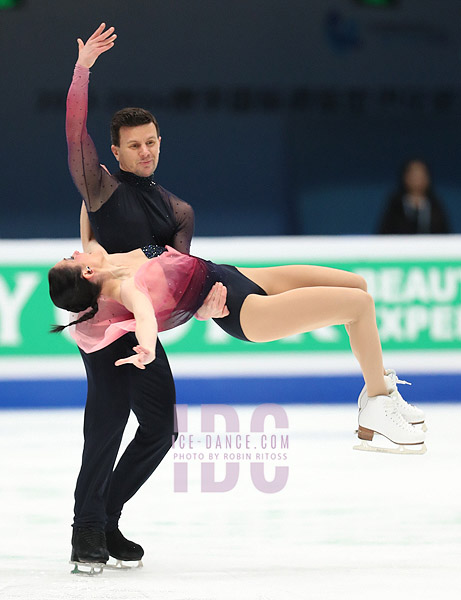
[88, 23, 107, 41]
[115, 349, 148, 369]
[99, 26, 116, 41]
[115, 355, 146, 369]
[133, 345, 152, 357]
[76, 24, 117, 68]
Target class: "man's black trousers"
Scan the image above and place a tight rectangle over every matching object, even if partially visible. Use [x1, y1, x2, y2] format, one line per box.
[73, 333, 177, 531]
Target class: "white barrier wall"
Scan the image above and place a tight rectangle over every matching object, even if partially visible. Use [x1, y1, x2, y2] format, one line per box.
[0, 235, 460, 385]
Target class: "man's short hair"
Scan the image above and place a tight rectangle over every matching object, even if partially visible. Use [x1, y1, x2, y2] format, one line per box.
[110, 108, 160, 146]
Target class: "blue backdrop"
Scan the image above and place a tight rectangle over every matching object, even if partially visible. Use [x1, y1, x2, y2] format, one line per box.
[1, 0, 460, 238]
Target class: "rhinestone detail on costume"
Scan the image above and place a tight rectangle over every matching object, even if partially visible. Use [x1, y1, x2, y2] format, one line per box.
[141, 244, 167, 259]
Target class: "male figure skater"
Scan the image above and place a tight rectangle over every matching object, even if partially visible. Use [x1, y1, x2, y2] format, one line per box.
[66, 23, 227, 569]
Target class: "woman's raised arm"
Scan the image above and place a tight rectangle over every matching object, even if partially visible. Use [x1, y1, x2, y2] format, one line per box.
[66, 24, 118, 212]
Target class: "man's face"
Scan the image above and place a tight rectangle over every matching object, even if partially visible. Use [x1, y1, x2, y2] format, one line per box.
[111, 123, 161, 177]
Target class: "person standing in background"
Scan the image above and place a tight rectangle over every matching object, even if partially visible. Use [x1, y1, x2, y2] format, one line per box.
[378, 159, 451, 234]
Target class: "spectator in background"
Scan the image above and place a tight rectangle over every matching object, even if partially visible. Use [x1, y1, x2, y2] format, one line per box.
[378, 159, 451, 234]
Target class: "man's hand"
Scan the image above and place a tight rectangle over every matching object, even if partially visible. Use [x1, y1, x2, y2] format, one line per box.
[114, 345, 155, 370]
[76, 23, 117, 69]
[194, 282, 230, 320]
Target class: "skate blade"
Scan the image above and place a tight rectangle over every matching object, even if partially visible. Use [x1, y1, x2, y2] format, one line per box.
[353, 440, 427, 455]
[104, 559, 143, 570]
[69, 561, 105, 576]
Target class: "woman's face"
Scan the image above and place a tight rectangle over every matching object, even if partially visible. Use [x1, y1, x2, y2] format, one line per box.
[403, 161, 431, 194]
[54, 249, 105, 272]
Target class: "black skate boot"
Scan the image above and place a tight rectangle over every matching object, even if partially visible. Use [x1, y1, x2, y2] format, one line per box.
[70, 527, 109, 575]
[105, 528, 144, 569]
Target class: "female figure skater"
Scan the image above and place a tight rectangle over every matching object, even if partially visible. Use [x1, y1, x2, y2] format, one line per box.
[49, 234, 426, 455]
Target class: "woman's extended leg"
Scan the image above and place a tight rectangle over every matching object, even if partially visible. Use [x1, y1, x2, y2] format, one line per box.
[237, 274, 425, 451]
[239, 286, 387, 397]
[237, 264, 387, 374]
[237, 264, 367, 295]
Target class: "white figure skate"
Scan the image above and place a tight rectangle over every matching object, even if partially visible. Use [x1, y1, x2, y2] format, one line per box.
[354, 393, 426, 455]
[385, 369, 427, 431]
[358, 369, 426, 431]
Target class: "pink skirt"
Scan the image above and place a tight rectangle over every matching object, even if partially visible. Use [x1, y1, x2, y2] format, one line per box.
[70, 246, 213, 353]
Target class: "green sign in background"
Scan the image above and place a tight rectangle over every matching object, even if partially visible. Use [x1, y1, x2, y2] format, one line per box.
[0, 0, 22, 8]
[0, 259, 460, 356]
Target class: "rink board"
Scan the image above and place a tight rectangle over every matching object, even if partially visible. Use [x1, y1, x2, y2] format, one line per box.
[0, 373, 460, 409]
[0, 236, 460, 408]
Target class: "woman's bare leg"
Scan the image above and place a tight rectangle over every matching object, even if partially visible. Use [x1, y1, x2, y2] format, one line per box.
[240, 286, 387, 397]
[238, 265, 387, 376]
[237, 265, 367, 295]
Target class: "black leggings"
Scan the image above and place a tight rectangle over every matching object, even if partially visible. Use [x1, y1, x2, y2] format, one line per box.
[74, 333, 177, 531]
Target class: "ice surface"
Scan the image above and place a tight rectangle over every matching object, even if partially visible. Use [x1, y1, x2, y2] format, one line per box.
[0, 404, 460, 600]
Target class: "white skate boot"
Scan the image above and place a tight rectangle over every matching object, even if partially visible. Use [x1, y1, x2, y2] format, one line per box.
[354, 393, 426, 454]
[385, 369, 426, 430]
[358, 369, 426, 431]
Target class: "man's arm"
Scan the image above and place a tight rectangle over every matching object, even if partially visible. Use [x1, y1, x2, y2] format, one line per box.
[80, 200, 93, 251]
[163, 191, 229, 318]
[172, 201, 195, 254]
[66, 24, 118, 212]
[80, 201, 106, 253]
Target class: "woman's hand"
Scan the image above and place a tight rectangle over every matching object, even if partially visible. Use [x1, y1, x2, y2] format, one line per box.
[194, 282, 230, 320]
[76, 23, 117, 69]
[114, 345, 156, 370]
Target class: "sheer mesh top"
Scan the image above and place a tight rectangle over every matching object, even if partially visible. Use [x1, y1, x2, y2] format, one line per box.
[66, 64, 194, 254]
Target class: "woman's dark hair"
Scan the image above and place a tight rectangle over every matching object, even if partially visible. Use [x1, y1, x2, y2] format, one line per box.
[110, 107, 160, 146]
[48, 265, 102, 333]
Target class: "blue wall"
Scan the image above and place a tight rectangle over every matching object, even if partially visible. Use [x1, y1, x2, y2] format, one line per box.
[1, 374, 459, 409]
[1, 0, 460, 238]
